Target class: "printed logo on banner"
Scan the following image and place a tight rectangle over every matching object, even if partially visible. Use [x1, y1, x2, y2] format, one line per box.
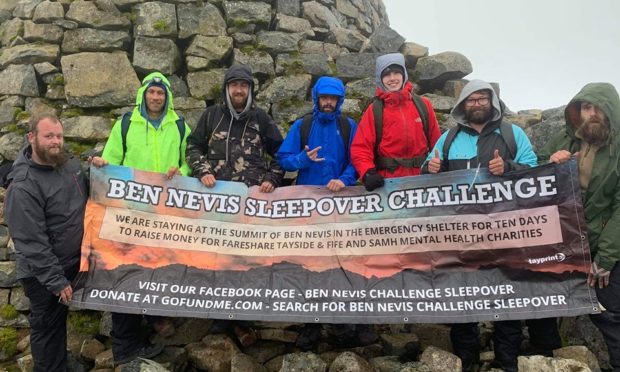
[528, 252, 566, 265]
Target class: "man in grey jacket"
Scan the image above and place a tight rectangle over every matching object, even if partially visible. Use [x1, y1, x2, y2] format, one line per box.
[5, 114, 88, 372]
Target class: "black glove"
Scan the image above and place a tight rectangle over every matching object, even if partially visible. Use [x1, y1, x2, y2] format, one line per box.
[363, 168, 384, 191]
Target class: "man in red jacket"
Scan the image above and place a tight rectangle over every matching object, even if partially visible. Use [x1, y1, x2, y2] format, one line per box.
[351, 53, 441, 190]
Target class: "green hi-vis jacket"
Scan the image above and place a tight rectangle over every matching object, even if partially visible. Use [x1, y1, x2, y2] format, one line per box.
[538, 83, 620, 270]
[102, 72, 191, 176]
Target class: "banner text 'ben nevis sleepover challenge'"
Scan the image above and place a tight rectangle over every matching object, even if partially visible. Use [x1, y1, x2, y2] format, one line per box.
[72, 160, 599, 323]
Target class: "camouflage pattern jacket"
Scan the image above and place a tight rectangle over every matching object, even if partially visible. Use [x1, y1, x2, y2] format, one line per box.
[186, 104, 284, 187]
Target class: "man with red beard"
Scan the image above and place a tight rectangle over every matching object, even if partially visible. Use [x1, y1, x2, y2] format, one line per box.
[5, 114, 88, 372]
[541, 82, 620, 371]
[423, 80, 552, 372]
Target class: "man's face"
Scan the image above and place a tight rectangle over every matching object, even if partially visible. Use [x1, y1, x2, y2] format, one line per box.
[28, 118, 66, 166]
[228, 80, 251, 111]
[578, 102, 609, 146]
[145, 86, 166, 116]
[318, 95, 339, 113]
[381, 71, 404, 92]
[464, 91, 492, 125]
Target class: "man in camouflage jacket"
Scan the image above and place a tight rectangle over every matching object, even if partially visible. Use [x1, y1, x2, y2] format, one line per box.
[186, 64, 284, 192]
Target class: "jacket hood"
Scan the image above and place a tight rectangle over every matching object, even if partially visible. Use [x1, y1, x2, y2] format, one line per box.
[312, 76, 345, 122]
[136, 72, 175, 119]
[564, 82, 620, 141]
[7, 145, 54, 183]
[223, 64, 255, 118]
[375, 53, 408, 92]
[451, 79, 503, 126]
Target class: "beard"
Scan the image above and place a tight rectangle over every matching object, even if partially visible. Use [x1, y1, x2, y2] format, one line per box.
[320, 104, 335, 113]
[33, 140, 67, 167]
[464, 106, 492, 125]
[576, 118, 610, 147]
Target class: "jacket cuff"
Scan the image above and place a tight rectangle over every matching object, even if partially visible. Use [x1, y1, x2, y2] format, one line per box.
[595, 254, 617, 272]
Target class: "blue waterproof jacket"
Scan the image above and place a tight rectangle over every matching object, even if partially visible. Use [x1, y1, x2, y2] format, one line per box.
[277, 77, 358, 186]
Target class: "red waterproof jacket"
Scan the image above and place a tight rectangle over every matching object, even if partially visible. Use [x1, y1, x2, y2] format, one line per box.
[351, 81, 441, 179]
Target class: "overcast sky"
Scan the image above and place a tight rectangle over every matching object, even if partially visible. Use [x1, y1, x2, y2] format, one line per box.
[385, 0, 620, 112]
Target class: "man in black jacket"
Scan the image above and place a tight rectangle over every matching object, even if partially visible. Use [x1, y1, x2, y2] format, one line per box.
[5, 114, 88, 372]
[186, 64, 284, 191]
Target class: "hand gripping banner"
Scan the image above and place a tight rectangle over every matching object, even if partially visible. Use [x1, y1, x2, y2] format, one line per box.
[72, 160, 599, 323]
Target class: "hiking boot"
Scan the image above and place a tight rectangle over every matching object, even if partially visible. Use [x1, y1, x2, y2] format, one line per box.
[114, 343, 164, 366]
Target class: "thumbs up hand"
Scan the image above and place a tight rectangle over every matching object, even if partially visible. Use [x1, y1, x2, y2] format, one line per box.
[489, 149, 505, 175]
[428, 149, 442, 174]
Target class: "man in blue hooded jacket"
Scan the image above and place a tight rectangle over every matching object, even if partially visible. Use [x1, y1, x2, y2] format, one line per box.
[277, 76, 357, 190]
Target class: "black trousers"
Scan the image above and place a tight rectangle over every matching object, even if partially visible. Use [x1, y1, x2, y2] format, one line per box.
[451, 321, 521, 372]
[21, 277, 70, 372]
[111, 312, 153, 360]
[591, 263, 620, 368]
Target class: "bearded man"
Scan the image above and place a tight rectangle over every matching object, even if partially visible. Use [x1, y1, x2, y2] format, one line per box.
[541, 82, 620, 371]
[5, 114, 88, 372]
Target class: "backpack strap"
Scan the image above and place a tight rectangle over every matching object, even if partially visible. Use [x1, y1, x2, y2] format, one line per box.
[499, 121, 517, 160]
[442, 126, 460, 164]
[175, 115, 187, 168]
[120, 112, 132, 166]
[300, 113, 352, 164]
[299, 114, 314, 151]
[411, 94, 430, 151]
[372, 97, 384, 157]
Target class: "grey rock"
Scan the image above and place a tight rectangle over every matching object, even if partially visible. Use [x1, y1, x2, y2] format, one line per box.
[256, 31, 303, 55]
[9, 285, 29, 311]
[111, 0, 143, 10]
[0, 225, 6, 248]
[98, 311, 112, 337]
[0, 64, 39, 97]
[336, 52, 380, 81]
[275, 13, 314, 38]
[32, 0, 64, 22]
[244, 341, 287, 364]
[422, 93, 456, 113]
[0, 106, 19, 128]
[341, 98, 361, 115]
[119, 357, 170, 372]
[559, 315, 609, 370]
[80, 338, 105, 362]
[300, 40, 347, 60]
[257, 329, 298, 343]
[553, 346, 599, 371]
[174, 97, 205, 111]
[94, 348, 114, 369]
[12, 0, 43, 19]
[25, 97, 60, 117]
[360, 24, 404, 54]
[177, 2, 226, 39]
[415, 52, 473, 92]
[133, 1, 178, 38]
[0, 43, 59, 68]
[186, 68, 226, 101]
[329, 351, 373, 372]
[346, 77, 374, 99]
[186, 35, 233, 67]
[276, 0, 300, 17]
[62, 28, 131, 53]
[168, 75, 189, 98]
[0, 312, 29, 328]
[0, 0, 20, 23]
[152, 318, 212, 346]
[0, 260, 17, 287]
[525, 112, 566, 153]
[0, 95, 25, 107]
[275, 53, 332, 77]
[410, 324, 453, 353]
[133, 36, 181, 75]
[280, 352, 327, 372]
[518, 355, 591, 372]
[23, 20, 63, 43]
[45, 84, 65, 100]
[41, 71, 62, 85]
[233, 49, 275, 80]
[542, 105, 566, 121]
[151, 346, 188, 372]
[231, 353, 268, 372]
[368, 356, 404, 372]
[61, 52, 140, 107]
[17, 355, 34, 372]
[0, 289, 7, 305]
[1, 18, 24, 47]
[442, 79, 468, 98]
[63, 116, 112, 140]
[53, 19, 78, 29]
[505, 109, 543, 129]
[9, 35, 28, 47]
[400, 41, 429, 69]
[223, 1, 271, 30]
[303, 1, 341, 30]
[185, 334, 240, 371]
[419, 346, 461, 372]
[176, 109, 202, 131]
[231, 32, 254, 45]
[66, 0, 130, 30]
[33, 61, 58, 75]
[258, 74, 311, 103]
[186, 56, 210, 72]
[270, 100, 313, 126]
[336, 0, 359, 19]
[0, 132, 23, 160]
[379, 333, 420, 357]
[329, 27, 366, 52]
